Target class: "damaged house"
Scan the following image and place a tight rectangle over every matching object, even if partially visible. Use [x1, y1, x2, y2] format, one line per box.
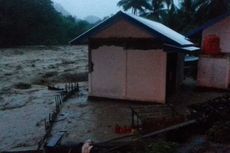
[70, 11, 199, 103]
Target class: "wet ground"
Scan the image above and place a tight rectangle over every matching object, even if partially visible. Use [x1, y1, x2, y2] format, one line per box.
[52, 82, 132, 145]
[51, 78, 226, 146]
[0, 46, 228, 152]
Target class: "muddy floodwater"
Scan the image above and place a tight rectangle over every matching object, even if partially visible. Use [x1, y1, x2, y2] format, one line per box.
[0, 46, 88, 151]
[0, 46, 228, 152]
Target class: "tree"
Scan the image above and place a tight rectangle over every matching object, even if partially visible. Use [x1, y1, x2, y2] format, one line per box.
[0, 0, 93, 46]
[165, 0, 174, 9]
[140, 0, 174, 21]
[195, 0, 230, 25]
[176, 0, 230, 33]
[117, 0, 151, 15]
[121, 0, 230, 34]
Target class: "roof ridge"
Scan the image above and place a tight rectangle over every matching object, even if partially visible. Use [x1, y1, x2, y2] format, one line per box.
[70, 11, 195, 47]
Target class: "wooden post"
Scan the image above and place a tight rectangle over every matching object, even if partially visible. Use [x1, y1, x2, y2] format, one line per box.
[65, 83, 67, 92]
[71, 83, 74, 91]
[131, 110, 135, 128]
[44, 119, 47, 131]
[49, 113, 51, 122]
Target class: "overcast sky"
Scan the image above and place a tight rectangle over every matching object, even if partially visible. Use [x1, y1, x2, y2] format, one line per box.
[51, 0, 179, 19]
[51, 0, 120, 19]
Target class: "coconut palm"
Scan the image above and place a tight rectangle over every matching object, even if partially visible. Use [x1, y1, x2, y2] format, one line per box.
[140, 0, 167, 21]
[195, 0, 230, 24]
[117, 0, 151, 15]
[164, 0, 174, 10]
[117, 0, 230, 34]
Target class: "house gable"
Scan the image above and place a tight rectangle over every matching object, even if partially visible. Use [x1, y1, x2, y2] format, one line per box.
[202, 16, 230, 53]
[93, 18, 153, 38]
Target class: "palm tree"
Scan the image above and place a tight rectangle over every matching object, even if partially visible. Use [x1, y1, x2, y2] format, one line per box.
[175, 0, 230, 33]
[117, 0, 151, 15]
[117, 0, 175, 19]
[140, 0, 166, 21]
[164, 0, 174, 10]
[195, 0, 230, 24]
[117, 0, 230, 34]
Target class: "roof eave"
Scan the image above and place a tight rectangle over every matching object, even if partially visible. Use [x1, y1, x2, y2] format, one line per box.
[69, 11, 124, 45]
[70, 11, 195, 47]
[163, 44, 200, 54]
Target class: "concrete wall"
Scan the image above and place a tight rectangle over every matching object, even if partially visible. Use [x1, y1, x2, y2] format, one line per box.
[126, 49, 166, 103]
[93, 19, 153, 38]
[89, 46, 126, 99]
[197, 55, 230, 89]
[202, 16, 230, 53]
[89, 46, 167, 103]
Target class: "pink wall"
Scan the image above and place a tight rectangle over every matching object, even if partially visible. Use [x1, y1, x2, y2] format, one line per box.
[197, 55, 229, 89]
[89, 46, 126, 99]
[89, 46, 167, 103]
[89, 17, 167, 102]
[126, 50, 166, 103]
[93, 19, 153, 38]
[202, 16, 230, 53]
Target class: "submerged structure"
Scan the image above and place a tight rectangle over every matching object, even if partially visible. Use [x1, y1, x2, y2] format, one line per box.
[71, 11, 199, 103]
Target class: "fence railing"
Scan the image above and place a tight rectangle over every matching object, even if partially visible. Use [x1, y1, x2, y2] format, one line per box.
[37, 82, 79, 151]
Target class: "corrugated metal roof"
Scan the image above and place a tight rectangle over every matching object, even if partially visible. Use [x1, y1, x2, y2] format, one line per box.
[125, 12, 193, 46]
[70, 11, 199, 52]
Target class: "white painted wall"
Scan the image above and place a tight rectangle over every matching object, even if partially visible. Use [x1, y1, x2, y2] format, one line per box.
[89, 46, 167, 103]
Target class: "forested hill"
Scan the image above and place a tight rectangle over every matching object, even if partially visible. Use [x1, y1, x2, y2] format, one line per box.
[0, 0, 94, 46]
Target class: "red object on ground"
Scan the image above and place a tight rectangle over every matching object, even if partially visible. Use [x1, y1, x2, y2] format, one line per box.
[203, 35, 221, 55]
[114, 125, 132, 134]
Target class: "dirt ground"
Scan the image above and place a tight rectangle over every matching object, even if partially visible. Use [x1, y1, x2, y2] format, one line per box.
[0, 46, 229, 152]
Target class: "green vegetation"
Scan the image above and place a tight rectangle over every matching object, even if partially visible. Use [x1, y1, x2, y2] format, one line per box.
[0, 0, 93, 46]
[118, 0, 230, 34]
[145, 141, 178, 153]
[1, 0, 229, 46]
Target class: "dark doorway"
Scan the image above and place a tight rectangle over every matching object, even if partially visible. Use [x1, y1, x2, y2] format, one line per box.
[166, 53, 178, 96]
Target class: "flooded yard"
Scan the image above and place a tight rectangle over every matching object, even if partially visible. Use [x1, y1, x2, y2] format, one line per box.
[51, 82, 132, 145]
[0, 46, 228, 152]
